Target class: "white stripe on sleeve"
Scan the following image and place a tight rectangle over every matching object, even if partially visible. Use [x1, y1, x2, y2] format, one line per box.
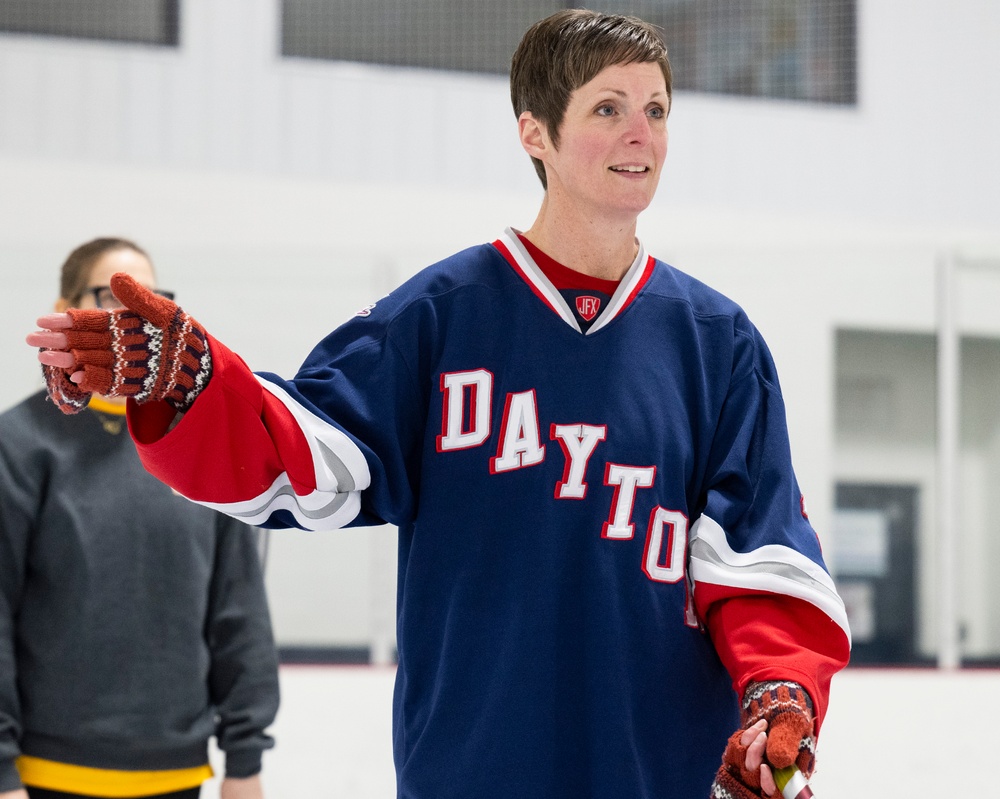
[196, 377, 372, 532]
[690, 514, 852, 644]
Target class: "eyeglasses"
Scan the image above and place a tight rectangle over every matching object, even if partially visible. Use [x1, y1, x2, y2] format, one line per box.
[83, 286, 175, 309]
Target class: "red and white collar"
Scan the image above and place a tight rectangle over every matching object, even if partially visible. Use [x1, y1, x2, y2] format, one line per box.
[492, 227, 655, 335]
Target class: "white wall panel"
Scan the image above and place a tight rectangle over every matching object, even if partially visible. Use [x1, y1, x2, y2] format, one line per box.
[0, 0, 997, 230]
[2, 0, 1000, 655]
[0, 47, 44, 150]
[88, 54, 127, 159]
[277, 67, 328, 176]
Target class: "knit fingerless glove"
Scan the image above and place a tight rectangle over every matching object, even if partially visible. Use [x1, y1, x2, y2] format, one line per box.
[43, 362, 93, 414]
[43, 273, 212, 414]
[710, 681, 815, 799]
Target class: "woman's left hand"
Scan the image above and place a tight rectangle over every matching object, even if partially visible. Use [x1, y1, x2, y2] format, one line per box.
[220, 774, 265, 799]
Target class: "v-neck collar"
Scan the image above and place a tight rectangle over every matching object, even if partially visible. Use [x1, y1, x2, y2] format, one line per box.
[492, 227, 656, 335]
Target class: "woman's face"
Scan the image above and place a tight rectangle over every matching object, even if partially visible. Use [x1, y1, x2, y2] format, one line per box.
[530, 60, 670, 222]
[59, 247, 156, 311]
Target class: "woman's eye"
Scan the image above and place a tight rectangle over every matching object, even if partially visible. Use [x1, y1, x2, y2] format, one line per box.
[647, 106, 665, 119]
[596, 104, 615, 117]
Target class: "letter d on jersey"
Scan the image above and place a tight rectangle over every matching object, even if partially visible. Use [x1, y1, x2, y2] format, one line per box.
[436, 369, 493, 451]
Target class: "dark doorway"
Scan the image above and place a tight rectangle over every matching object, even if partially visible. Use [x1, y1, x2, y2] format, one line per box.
[833, 483, 921, 665]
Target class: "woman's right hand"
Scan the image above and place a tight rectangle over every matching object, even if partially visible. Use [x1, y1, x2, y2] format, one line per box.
[27, 312, 91, 413]
[27, 313, 75, 365]
[26, 272, 213, 415]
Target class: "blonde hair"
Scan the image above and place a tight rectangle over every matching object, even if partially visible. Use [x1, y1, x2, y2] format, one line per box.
[59, 238, 150, 305]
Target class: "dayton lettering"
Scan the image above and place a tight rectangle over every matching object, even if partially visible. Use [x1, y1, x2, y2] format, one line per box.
[435, 369, 687, 586]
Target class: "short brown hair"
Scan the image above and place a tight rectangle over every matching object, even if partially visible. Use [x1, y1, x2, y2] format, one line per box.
[510, 9, 672, 189]
[59, 237, 150, 305]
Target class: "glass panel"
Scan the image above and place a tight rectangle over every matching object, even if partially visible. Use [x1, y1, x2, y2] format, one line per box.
[281, 0, 855, 105]
[603, 0, 856, 104]
[0, 0, 179, 47]
[282, 0, 563, 74]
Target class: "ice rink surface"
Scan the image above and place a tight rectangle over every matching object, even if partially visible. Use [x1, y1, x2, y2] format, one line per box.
[201, 664, 998, 796]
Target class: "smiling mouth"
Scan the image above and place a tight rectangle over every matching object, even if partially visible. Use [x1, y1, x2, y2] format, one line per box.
[610, 165, 649, 173]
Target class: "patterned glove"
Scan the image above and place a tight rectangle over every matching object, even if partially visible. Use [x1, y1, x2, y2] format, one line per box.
[710, 681, 815, 799]
[43, 272, 212, 415]
[43, 362, 93, 415]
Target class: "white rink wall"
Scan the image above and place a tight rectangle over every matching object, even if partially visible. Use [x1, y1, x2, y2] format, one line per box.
[3, 0, 1000, 658]
[200, 665, 1000, 797]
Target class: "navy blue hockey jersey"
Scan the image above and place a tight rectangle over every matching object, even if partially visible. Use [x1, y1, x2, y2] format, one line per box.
[130, 229, 850, 799]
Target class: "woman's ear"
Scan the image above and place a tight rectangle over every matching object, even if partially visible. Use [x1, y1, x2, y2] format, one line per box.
[518, 111, 549, 160]
[54, 297, 69, 313]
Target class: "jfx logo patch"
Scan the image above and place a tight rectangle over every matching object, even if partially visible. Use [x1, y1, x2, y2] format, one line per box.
[575, 295, 601, 321]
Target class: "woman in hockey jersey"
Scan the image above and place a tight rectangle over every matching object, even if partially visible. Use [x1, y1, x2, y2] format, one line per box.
[4, 239, 279, 799]
[28, 11, 849, 799]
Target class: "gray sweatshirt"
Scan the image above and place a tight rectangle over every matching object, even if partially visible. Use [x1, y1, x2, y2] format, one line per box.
[0, 391, 280, 792]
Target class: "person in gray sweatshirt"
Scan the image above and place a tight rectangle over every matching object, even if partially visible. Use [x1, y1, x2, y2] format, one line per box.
[0, 238, 280, 799]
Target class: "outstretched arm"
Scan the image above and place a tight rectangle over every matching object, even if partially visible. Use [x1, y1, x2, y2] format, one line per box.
[29, 271, 379, 532]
